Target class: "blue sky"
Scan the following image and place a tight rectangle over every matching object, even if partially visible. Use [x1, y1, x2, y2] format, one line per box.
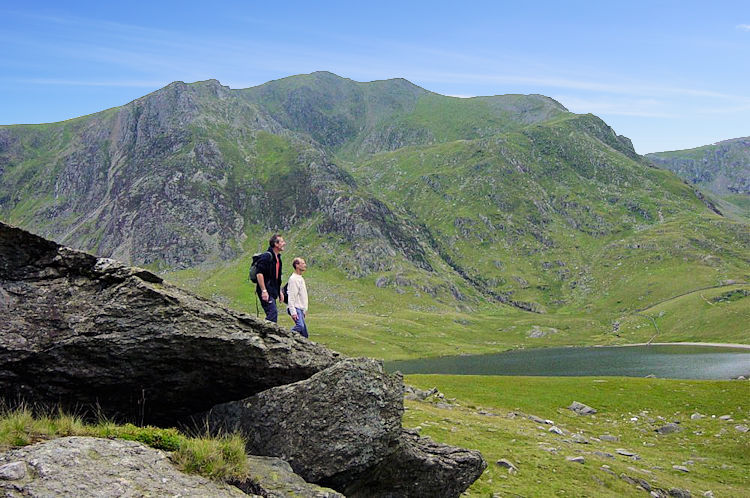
[2, 1, 749, 153]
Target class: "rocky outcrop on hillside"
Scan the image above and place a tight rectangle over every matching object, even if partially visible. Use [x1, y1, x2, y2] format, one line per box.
[0, 437, 248, 497]
[0, 221, 338, 424]
[647, 137, 750, 196]
[0, 222, 486, 496]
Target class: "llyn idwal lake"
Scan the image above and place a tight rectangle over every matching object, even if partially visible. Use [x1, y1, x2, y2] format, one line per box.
[385, 345, 750, 380]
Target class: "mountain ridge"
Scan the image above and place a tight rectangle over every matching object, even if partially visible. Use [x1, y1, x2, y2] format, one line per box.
[1, 72, 748, 334]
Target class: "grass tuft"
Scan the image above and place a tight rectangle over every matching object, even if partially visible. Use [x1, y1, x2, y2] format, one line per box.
[0, 406, 248, 483]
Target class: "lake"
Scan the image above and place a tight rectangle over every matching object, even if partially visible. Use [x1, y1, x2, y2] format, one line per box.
[385, 344, 750, 380]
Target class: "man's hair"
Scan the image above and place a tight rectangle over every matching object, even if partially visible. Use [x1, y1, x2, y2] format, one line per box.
[292, 257, 303, 269]
[269, 234, 282, 248]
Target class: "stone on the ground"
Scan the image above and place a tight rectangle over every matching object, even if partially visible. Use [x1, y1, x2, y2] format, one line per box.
[599, 434, 619, 442]
[668, 488, 692, 498]
[549, 426, 565, 435]
[734, 425, 749, 433]
[495, 458, 518, 474]
[571, 433, 589, 444]
[616, 449, 640, 460]
[655, 423, 683, 435]
[0, 437, 246, 497]
[620, 473, 651, 491]
[672, 465, 690, 473]
[690, 413, 704, 420]
[403, 385, 439, 401]
[718, 415, 732, 421]
[593, 451, 614, 459]
[568, 401, 597, 415]
[566, 456, 585, 464]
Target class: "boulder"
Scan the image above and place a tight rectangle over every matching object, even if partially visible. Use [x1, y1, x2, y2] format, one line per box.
[568, 401, 597, 415]
[205, 357, 404, 483]
[0, 436, 247, 497]
[0, 222, 338, 425]
[337, 429, 487, 498]
[495, 458, 518, 474]
[655, 423, 683, 435]
[599, 434, 619, 442]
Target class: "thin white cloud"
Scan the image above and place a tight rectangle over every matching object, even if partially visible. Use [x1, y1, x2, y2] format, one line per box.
[737, 24, 750, 31]
[20, 78, 166, 88]
[553, 95, 677, 118]
[408, 70, 750, 102]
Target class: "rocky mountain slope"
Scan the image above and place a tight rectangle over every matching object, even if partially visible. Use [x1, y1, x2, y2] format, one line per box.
[646, 137, 750, 221]
[1, 72, 748, 327]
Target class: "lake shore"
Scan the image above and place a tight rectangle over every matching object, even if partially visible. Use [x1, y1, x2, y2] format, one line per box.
[605, 341, 750, 350]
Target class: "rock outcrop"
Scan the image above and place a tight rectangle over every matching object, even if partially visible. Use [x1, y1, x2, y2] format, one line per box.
[205, 358, 486, 496]
[0, 222, 487, 496]
[0, 221, 338, 425]
[206, 358, 404, 483]
[0, 437, 248, 497]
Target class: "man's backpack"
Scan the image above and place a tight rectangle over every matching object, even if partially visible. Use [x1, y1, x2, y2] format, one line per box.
[282, 282, 289, 303]
[248, 252, 266, 283]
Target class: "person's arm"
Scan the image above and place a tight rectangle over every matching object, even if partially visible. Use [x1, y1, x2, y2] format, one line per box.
[257, 273, 269, 302]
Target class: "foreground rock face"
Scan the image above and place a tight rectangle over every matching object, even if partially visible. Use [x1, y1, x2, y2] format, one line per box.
[0, 437, 247, 497]
[0, 222, 338, 425]
[206, 358, 404, 483]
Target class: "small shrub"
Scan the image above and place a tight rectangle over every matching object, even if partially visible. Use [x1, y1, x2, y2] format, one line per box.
[172, 434, 249, 481]
[116, 424, 183, 451]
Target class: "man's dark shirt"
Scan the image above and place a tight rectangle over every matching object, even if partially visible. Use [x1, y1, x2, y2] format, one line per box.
[255, 248, 282, 299]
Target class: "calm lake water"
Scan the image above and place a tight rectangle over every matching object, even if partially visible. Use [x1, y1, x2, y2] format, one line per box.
[385, 345, 750, 380]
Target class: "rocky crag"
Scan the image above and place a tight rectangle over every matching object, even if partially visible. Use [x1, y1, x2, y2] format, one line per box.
[647, 137, 750, 220]
[0, 221, 486, 496]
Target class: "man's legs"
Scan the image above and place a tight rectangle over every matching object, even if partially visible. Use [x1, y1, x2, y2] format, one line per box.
[288, 307, 308, 338]
[260, 298, 278, 323]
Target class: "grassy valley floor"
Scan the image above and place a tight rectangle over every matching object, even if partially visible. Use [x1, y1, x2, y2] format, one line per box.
[403, 375, 749, 497]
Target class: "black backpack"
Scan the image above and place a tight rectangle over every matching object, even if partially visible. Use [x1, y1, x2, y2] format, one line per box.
[248, 251, 267, 283]
[282, 282, 289, 304]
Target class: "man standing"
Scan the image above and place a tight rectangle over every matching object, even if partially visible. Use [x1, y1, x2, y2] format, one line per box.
[256, 234, 285, 322]
[286, 257, 309, 338]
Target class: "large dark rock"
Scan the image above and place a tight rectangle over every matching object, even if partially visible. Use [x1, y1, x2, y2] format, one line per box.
[0, 437, 247, 497]
[338, 429, 488, 497]
[205, 357, 404, 483]
[0, 222, 338, 425]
